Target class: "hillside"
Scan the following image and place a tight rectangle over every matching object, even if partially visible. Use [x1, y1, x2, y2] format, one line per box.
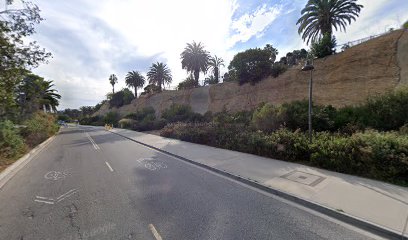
[94, 29, 408, 117]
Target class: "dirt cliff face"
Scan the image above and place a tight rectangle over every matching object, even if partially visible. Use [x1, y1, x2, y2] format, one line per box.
[95, 30, 407, 117]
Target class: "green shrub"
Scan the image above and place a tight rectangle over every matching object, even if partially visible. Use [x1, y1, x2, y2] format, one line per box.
[251, 103, 285, 132]
[22, 112, 59, 147]
[0, 120, 25, 158]
[400, 124, 408, 135]
[161, 104, 203, 123]
[177, 76, 196, 90]
[104, 111, 120, 126]
[80, 115, 104, 126]
[122, 107, 167, 131]
[118, 118, 136, 129]
[271, 63, 287, 78]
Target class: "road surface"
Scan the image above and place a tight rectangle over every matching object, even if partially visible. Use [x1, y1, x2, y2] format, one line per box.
[0, 126, 380, 239]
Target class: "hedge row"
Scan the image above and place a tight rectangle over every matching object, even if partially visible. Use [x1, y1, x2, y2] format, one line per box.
[161, 123, 408, 185]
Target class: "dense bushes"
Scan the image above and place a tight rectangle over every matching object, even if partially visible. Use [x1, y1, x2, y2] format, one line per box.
[161, 123, 408, 185]
[161, 104, 204, 123]
[122, 107, 166, 131]
[22, 112, 59, 147]
[0, 121, 25, 158]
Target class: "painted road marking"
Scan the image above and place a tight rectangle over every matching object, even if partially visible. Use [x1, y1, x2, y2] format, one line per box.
[105, 162, 114, 172]
[86, 133, 100, 150]
[148, 224, 163, 240]
[34, 199, 54, 205]
[44, 170, 69, 180]
[137, 158, 167, 171]
[56, 188, 79, 202]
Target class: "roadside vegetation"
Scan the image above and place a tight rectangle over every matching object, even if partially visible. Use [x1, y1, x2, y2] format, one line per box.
[159, 88, 408, 186]
[0, 1, 59, 171]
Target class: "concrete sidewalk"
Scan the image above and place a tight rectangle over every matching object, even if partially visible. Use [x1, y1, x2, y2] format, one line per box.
[109, 128, 408, 237]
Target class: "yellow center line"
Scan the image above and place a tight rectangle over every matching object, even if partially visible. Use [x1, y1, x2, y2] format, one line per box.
[148, 224, 163, 240]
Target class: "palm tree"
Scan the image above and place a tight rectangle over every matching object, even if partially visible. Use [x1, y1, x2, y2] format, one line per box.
[125, 71, 145, 98]
[109, 74, 118, 93]
[39, 80, 61, 112]
[180, 41, 210, 86]
[146, 62, 172, 91]
[208, 55, 224, 83]
[297, 0, 363, 44]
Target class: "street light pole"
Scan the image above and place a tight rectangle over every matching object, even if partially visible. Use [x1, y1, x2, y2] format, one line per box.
[301, 61, 315, 143]
[308, 69, 313, 143]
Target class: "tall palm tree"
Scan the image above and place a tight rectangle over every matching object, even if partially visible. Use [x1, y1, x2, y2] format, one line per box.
[125, 71, 145, 98]
[264, 44, 279, 63]
[297, 0, 363, 44]
[146, 62, 172, 91]
[180, 41, 210, 86]
[109, 74, 118, 93]
[208, 55, 224, 83]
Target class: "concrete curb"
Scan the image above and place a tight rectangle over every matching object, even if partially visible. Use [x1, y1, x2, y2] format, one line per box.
[109, 129, 407, 240]
[0, 134, 56, 190]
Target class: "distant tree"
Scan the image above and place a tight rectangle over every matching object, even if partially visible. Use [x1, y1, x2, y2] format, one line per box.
[264, 44, 279, 63]
[125, 71, 145, 98]
[208, 55, 224, 83]
[147, 62, 172, 91]
[177, 75, 196, 90]
[228, 47, 273, 85]
[297, 0, 363, 44]
[181, 41, 210, 86]
[141, 84, 161, 95]
[79, 106, 95, 117]
[109, 88, 134, 108]
[109, 74, 118, 93]
[311, 33, 337, 58]
[403, 20, 408, 29]
[203, 75, 218, 86]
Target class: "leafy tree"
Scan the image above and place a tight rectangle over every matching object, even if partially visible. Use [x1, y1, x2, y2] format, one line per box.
[109, 74, 118, 93]
[79, 106, 95, 117]
[109, 88, 134, 108]
[141, 84, 161, 95]
[264, 44, 279, 63]
[147, 62, 172, 91]
[203, 75, 218, 86]
[125, 71, 145, 97]
[208, 55, 224, 83]
[177, 75, 196, 90]
[311, 33, 337, 58]
[297, 0, 363, 44]
[403, 20, 408, 29]
[0, 1, 51, 119]
[228, 47, 273, 85]
[181, 41, 210, 86]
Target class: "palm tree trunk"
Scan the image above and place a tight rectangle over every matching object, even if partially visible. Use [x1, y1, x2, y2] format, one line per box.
[134, 88, 137, 98]
[194, 70, 200, 86]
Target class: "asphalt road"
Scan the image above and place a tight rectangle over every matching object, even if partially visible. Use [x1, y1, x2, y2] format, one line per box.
[0, 126, 380, 240]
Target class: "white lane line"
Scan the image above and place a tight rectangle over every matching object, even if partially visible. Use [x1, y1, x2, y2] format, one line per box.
[57, 191, 78, 202]
[105, 162, 114, 172]
[148, 224, 163, 240]
[57, 188, 78, 200]
[34, 199, 54, 205]
[86, 133, 100, 150]
[35, 196, 54, 201]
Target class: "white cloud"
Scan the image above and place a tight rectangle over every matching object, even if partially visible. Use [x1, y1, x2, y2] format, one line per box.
[229, 4, 282, 47]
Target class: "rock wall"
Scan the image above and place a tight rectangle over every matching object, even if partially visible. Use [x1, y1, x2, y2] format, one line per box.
[95, 30, 408, 117]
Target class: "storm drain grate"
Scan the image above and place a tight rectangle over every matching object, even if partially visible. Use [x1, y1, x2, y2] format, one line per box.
[281, 171, 326, 187]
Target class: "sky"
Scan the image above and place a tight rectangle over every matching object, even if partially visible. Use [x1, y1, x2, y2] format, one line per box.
[23, 0, 408, 109]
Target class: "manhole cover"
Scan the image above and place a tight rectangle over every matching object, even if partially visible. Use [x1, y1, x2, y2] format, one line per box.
[281, 171, 325, 187]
